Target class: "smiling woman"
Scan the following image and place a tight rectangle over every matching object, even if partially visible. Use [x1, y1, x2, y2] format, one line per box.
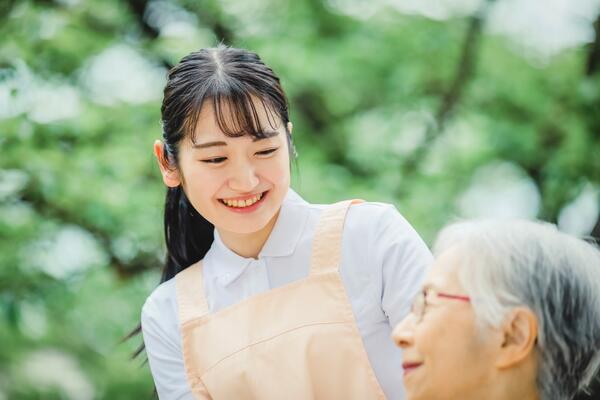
[155, 98, 291, 251]
[153, 46, 295, 270]
[393, 219, 600, 400]
[139, 45, 433, 400]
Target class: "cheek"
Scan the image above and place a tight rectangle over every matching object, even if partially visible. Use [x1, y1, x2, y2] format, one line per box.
[416, 315, 493, 394]
[179, 163, 224, 204]
[260, 156, 290, 185]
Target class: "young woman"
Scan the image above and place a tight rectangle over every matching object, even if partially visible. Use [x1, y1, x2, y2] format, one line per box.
[141, 45, 432, 400]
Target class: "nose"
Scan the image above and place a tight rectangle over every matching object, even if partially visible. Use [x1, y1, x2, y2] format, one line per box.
[228, 159, 260, 192]
[392, 314, 416, 349]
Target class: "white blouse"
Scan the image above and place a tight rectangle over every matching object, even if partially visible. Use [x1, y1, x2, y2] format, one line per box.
[141, 189, 432, 400]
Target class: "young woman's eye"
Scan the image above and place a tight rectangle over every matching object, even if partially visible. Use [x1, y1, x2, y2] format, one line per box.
[256, 148, 278, 156]
[201, 157, 227, 164]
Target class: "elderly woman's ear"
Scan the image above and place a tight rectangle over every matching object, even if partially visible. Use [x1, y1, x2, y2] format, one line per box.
[495, 307, 538, 369]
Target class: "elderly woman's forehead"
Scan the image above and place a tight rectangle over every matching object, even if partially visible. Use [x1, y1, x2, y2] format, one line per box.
[425, 246, 465, 289]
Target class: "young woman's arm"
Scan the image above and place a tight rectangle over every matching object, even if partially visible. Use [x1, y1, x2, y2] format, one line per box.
[342, 202, 432, 328]
[375, 206, 433, 327]
[345, 203, 433, 327]
[141, 282, 209, 399]
[339, 202, 432, 398]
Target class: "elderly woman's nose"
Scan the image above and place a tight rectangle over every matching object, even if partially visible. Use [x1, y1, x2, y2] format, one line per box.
[392, 315, 415, 348]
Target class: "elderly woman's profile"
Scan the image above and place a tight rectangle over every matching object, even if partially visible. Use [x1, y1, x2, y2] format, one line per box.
[393, 219, 600, 400]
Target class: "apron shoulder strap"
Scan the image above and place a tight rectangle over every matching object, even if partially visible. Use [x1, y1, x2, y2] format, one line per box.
[175, 261, 210, 325]
[309, 199, 363, 275]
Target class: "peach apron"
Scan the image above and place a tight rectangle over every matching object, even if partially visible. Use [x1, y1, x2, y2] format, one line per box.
[175, 200, 386, 399]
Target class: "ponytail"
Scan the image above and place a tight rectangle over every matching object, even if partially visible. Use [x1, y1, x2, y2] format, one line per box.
[126, 187, 213, 358]
[161, 186, 214, 283]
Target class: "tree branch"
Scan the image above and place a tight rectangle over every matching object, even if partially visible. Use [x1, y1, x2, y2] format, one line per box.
[0, 0, 15, 20]
[179, 0, 235, 45]
[127, 0, 161, 40]
[435, 10, 485, 131]
[399, 0, 495, 180]
[584, 11, 600, 243]
[586, 12, 600, 76]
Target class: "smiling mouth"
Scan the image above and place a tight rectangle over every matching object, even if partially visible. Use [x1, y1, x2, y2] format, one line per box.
[402, 362, 423, 376]
[219, 191, 267, 208]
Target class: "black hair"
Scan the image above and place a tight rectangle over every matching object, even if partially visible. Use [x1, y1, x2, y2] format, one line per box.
[128, 45, 293, 357]
[160, 44, 292, 281]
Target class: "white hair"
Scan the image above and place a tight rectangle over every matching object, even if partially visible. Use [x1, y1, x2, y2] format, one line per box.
[433, 219, 600, 400]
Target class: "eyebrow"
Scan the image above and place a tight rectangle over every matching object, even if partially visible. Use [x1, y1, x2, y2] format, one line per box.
[192, 141, 227, 149]
[192, 131, 280, 149]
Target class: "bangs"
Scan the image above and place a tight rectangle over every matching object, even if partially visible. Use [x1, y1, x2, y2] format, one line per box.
[184, 85, 284, 143]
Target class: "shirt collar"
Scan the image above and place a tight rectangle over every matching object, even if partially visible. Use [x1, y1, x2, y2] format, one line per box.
[205, 188, 309, 286]
[207, 229, 253, 286]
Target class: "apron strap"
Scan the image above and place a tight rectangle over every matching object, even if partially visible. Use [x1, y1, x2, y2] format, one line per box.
[309, 199, 363, 275]
[175, 261, 209, 325]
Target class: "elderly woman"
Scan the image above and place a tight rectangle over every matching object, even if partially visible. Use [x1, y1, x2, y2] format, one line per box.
[393, 219, 600, 400]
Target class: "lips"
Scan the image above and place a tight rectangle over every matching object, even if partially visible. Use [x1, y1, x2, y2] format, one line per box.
[402, 362, 423, 376]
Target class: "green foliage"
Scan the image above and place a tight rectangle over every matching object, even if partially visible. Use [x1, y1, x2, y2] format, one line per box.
[1, 0, 598, 398]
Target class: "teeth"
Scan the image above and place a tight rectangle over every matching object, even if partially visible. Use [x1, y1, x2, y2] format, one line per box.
[222, 193, 263, 208]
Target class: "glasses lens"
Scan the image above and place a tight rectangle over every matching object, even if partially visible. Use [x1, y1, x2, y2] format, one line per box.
[412, 290, 425, 320]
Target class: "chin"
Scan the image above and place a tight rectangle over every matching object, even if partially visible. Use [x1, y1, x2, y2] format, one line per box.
[405, 389, 434, 400]
[225, 222, 271, 235]
[222, 212, 278, 234]
[404, 379, 432, 400]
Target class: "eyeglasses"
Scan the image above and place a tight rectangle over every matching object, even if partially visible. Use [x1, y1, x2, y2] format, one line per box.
[411, 288, 471, 322]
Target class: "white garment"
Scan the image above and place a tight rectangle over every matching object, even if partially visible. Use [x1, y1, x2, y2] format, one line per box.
[141, 189, 432, 400]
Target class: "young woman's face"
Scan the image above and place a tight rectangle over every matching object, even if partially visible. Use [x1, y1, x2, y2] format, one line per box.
[174, 100, 291, 235]
[392, 247, 499, 400]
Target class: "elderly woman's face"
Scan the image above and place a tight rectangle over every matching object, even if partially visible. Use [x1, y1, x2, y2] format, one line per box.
[392, 247, 500, 400]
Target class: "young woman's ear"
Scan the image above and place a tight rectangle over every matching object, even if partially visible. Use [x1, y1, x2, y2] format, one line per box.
[287, 122, 293, 135]
[495, 307, 538, 369]
[153, 140, 181, 188]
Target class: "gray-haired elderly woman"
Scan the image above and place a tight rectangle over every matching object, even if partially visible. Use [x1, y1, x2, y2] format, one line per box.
[393, 219, 600, 400]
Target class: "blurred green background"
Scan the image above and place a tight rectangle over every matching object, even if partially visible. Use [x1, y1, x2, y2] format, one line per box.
[1, 0, 599, 398]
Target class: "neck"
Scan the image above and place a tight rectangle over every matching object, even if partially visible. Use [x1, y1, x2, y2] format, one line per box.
[217, 210, 280, 259]
[492, 383, 539, 400]
[463, 380, 538, 400]
[489, 363, 539, 400]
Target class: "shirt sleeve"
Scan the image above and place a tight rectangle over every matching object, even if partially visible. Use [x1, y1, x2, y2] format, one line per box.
[141, 289, 207, 400]
[374, 205, 433, 327]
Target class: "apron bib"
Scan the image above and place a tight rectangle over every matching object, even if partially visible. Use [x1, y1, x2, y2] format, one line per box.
[175, 200, 386, 399]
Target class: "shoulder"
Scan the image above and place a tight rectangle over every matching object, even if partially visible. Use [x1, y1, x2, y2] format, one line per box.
[347, 201, 403, 225]
[302, 199, 398, 221]
[289, 194, 427, 257]
[342, 200, 431, 262]
[298, 199, 413, 240]
[141, 277, 178, 330]
[345, 201, 413, 240]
